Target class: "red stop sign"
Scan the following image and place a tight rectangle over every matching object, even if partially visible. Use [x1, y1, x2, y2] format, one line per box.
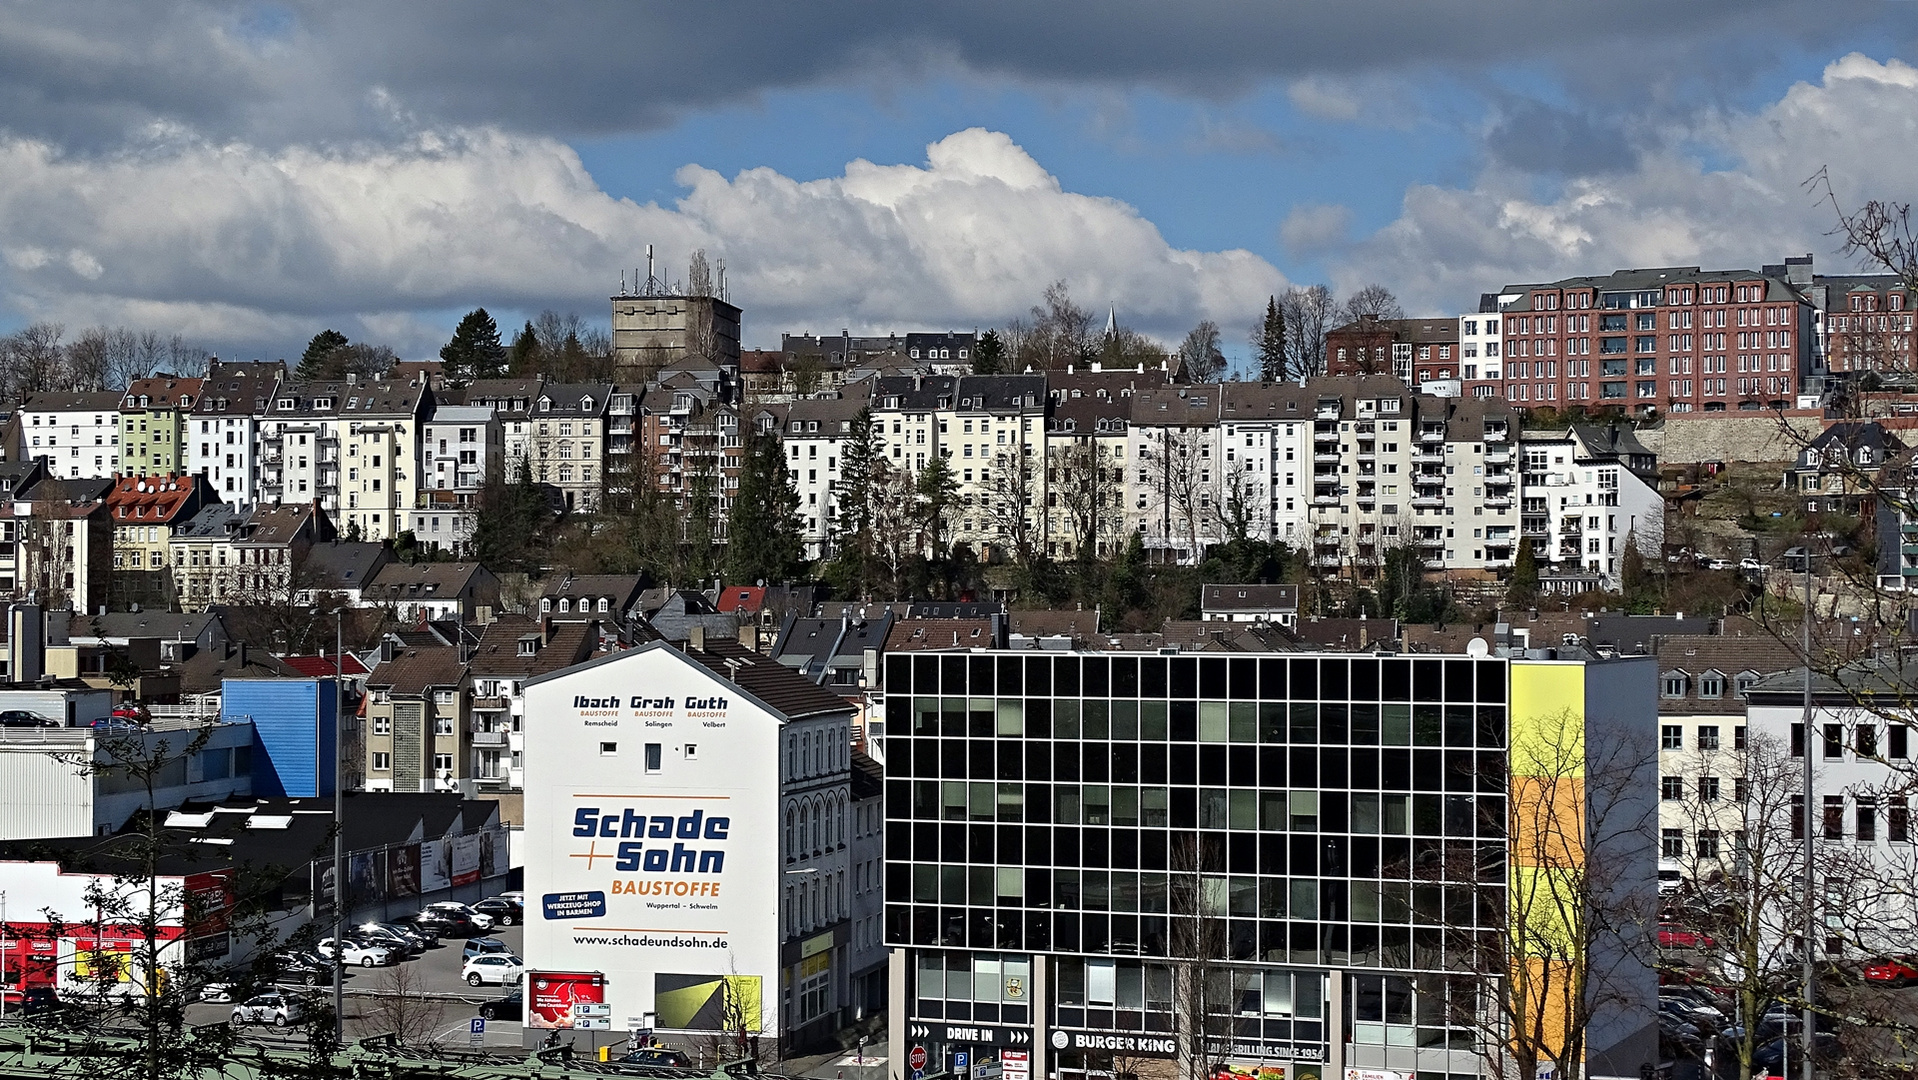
[909, 1046, 928, 1070]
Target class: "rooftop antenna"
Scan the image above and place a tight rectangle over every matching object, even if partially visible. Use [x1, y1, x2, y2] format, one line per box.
[646, 245, 655, 295]
[620, 270, 627, 296]
[717, 260, 727, 304]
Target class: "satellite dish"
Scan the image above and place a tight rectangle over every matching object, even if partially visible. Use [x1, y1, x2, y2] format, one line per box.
[1466, 637, 1490, 657]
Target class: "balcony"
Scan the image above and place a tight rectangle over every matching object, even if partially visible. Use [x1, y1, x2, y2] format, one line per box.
[1411, 495, 1443, 509]
[1483, 449, 1511, 465]
[1314, 428, 1339, 443]
[1424, 558, 1447, 570]
[471, 729, 509, 747]
[1317, 555, 1342, 568]
[1484, 472, 1514, 486]
[1311, 494, 1340, 507]
[1314, 452, 1341, 464]
[1484, 496, 1514, 509]
[1418, 429, 1445, 443]
[1484, 426, 1509, 442]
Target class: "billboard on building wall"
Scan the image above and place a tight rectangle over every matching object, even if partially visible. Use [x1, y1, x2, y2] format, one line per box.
[521, 645, 787, 1036]
[451, 832, 482, 886]
[480, 826, 500, 879]
[387, 844, 421, 897]
[421, 836, 451, 894]
[527, 970, 606, 1029]
[348, 851, 384, 906]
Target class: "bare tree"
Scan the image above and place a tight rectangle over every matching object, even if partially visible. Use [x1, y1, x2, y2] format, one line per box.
[1413, 711, 1658, 1080]
[6, 321, 69, 400]
[357, 962, 446, 1045]
[1340, 283, 1405, 324]
[1167, 834, 1245, 1080]
[1175, 321, 1226, 383]
[687, 249, 714, 298]
[868, 462, 920, 596]
[1051, 439, 1124, 562]
[982, 448, 1039, 565]
[1139, 426, 1213, 565]
[1022, 281, 1097, 370]
[1279, 286, 1337, 380]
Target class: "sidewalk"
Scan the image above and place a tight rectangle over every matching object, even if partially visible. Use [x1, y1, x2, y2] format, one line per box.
[780, 1038, 891, 1080]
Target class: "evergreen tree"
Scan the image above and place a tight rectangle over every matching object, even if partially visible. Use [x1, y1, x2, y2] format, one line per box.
[559, 331, 588, 381]
[728, 432, 804, 584]
[297, 328, 348, 379]
[1507, 539, 1540, 609]
[475, 457, 548, 572]
[828, 408, 882, 595]
[1254, 297, 1286, 383]
[972, 330, 1006, 375]
[507, 321, 541, 376]
[439, 308, 506, 386]
[915, 456, 960, 553]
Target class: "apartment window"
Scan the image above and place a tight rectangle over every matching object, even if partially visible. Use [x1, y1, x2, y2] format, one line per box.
[1734, 725, 1747, 750]
[1823, 723, 1844, 759]
[1661, 829, 1683, 859]
[1660, 776, 1683, 801]
[1893, 725, 1909, 759]
[645, 743, 663, 772]
[1697, 776, 1720, 803]
[1857, 723, 1878, 758]
[1661, 675, 1686, 699]
[1695, 830, 1720, 860]
[1696, 726, 1719, 751]
[1857, 798, 1878, 842]
[600, 742, 618, 756]
[373, 717, 392, 735]
[1824, 795, 1845, 839]
[1892, 798, 1910, 843]
[434, 716, 454, 736]
[1660, 725, 1683, 750]
[372, 752, 390, 771]
[433, 753, 453, 775]
[1698, 674, 1722, 699]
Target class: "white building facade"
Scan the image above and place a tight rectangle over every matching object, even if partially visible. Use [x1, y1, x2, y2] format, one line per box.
[522, 641, 858, 1052]
[21, 392, 124, 479]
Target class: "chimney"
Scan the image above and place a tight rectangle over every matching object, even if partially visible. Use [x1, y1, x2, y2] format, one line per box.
[689, 625, 705, 652]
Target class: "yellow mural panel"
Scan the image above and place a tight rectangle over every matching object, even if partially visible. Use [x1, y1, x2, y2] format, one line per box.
[1509, 663, 1586, 780]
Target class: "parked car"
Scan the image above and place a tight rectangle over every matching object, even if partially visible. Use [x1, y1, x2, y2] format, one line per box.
[414, 910, 482, 938]
[477, 987, 522, 1021]
[269, 951, 337, 986]
[1864, 955, 1918, 986]
[426, 901, 494, 930]
[392, 912, 451, 939]
[232, 991, 307, 1027]
[316, 938, 392, 967]
[461, 954, 524, 986]
[351, 923, 421, 956]
[380, 921, 438, 949]
[8, 986, 64, 1016]
[472, 897, 521, 926]
[1753, 1032, 1839, 1072]
[1704, 558, 1732, 571]
[110, 703, 150, 723]
[1658, 923, 1715, 950]
[463, 937, 513, 962]
[617, 1047, 693, 1069]
[498, 890, 524, 904]
[0, 709, 57, 728]
[199, 975, 252, 1003]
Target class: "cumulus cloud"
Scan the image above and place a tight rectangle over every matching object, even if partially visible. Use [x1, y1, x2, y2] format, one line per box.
[0, 126, 1286, 354]
[1336, 54, 1918, 314]
[1280, 203, 1352, 257]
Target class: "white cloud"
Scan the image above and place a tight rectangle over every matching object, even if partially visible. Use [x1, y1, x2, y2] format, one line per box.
[1280, 203, 1351, 256]
[1338, 53, 1918, 313]
[0, 126, 1286, 354]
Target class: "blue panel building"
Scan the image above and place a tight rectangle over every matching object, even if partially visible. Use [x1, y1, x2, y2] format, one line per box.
[222, 677, 340, 797]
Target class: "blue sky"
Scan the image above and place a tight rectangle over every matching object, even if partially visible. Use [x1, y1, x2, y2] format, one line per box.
[0, 3, 1912, 357]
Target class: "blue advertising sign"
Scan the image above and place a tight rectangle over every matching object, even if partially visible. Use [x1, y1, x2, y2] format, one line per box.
[543, 891, 607, 920]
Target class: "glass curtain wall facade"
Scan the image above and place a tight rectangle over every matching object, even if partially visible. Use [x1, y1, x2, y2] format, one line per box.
[883, 651, 1507, 1080]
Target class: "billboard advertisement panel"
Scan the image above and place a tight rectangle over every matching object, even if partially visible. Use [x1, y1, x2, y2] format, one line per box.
[421, 836, 451, 894]
[348, 851, 384, 907]
[523, 646, 784, 1035]
[452, 832, 482, 887]
[527, 970, 605, 1029]
[387, 843, 421, 897]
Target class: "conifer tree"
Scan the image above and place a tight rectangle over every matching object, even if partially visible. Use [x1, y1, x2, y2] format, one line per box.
[439, 308, 506, 386]
[727, 431, 804, 584]
[1254, 297, 1286, 383]
[507, 321, 541, 376]
[297, 329, 349, 379]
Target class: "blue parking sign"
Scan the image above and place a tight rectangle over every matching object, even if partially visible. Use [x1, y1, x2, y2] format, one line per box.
[470, 1018, 486, 1035]
[954, 1052, 969, 1070]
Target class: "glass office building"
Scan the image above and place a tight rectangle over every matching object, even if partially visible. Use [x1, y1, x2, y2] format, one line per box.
[882, 650, 1656, 1080]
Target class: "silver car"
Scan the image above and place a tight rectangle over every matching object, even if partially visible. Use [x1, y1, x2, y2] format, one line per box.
[232, 991, 307, 1027]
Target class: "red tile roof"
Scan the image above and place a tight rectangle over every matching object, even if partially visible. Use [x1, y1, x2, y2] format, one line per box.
[716, 586, 766, 615]
[283, 654, 371, 677]
[106, 474, 199, 525]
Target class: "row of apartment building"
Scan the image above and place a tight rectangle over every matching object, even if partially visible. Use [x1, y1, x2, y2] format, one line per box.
[772, 371, 1660, 590]
[1325, 252, 1916, 415]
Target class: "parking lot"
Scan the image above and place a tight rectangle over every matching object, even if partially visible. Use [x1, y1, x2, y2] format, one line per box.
[192, 922, 529, 1050]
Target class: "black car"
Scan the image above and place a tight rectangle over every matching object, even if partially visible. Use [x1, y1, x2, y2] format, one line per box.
[472, 897, 521, 926]
[0, 709, 57, 728]
[617, 1047, 693, 1070]
[266, 950, 338, 986]
[477, 987, 522, 1021]
[414, 910, 481, 937]
[1753, 1032, 1839, 1072]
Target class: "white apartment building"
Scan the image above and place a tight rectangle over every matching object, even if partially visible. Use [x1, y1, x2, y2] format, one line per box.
[258, 382, 342, 513]
[869, 374, 1047, 558]
[464, 377, 543, 482]
[338, 376, 428, 542]
[1517, 425, 1662, 589]
[20, 391, 123, 479]
[189, 362, 282, 503]
[412, 403, 499, 555]
[1458, 307, 1508, 399]
[766, 391, 870, 560]
[1042, 366, 1167, 560]
[1127, 385, 1224, 564]
[528, 383, 612, 514]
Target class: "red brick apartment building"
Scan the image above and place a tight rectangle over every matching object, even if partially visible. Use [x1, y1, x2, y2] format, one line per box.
[1324, 315, 1461, 386]
[1490, 265, 1814, 416]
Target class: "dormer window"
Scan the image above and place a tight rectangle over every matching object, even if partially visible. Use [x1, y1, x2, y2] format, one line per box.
[1699, 671, 1724, 699]
[541, 598, 552, 613]
[1662, 671, 1688, 698]
[517, 634, 540, 657]
[598, 598, 610, 612]
[539, 397, 552, 412]
[581, 396, 595, 410]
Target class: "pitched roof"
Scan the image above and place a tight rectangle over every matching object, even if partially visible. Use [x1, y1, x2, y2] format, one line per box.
[465, 615, 599, 678]
[303, 541, 389, 587]
[66, 610, 221, 643]
[237, 504, 319, 547]
[175, 642, 301, 695]
[677, 637, 855, 721]
[886, 619, 997, 651]
[283, 654, 372, 677]
[1201, 583, 1299, 614]
[1008, 609, 1100, 639]
[106, 474, 202, 525]
[716, 586, 766, 615]
[171, 503, 245, 540]
[363, 561, 489, 601]
[1655, 631, 1802, 715]
[123, 376, 203, 410]
[368, 646, 466, 694]
[21, 391, 125, 413]
[850, 748, 882, 801]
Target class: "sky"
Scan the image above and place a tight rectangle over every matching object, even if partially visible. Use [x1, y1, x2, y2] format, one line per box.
[0, 2, 1915, 363]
